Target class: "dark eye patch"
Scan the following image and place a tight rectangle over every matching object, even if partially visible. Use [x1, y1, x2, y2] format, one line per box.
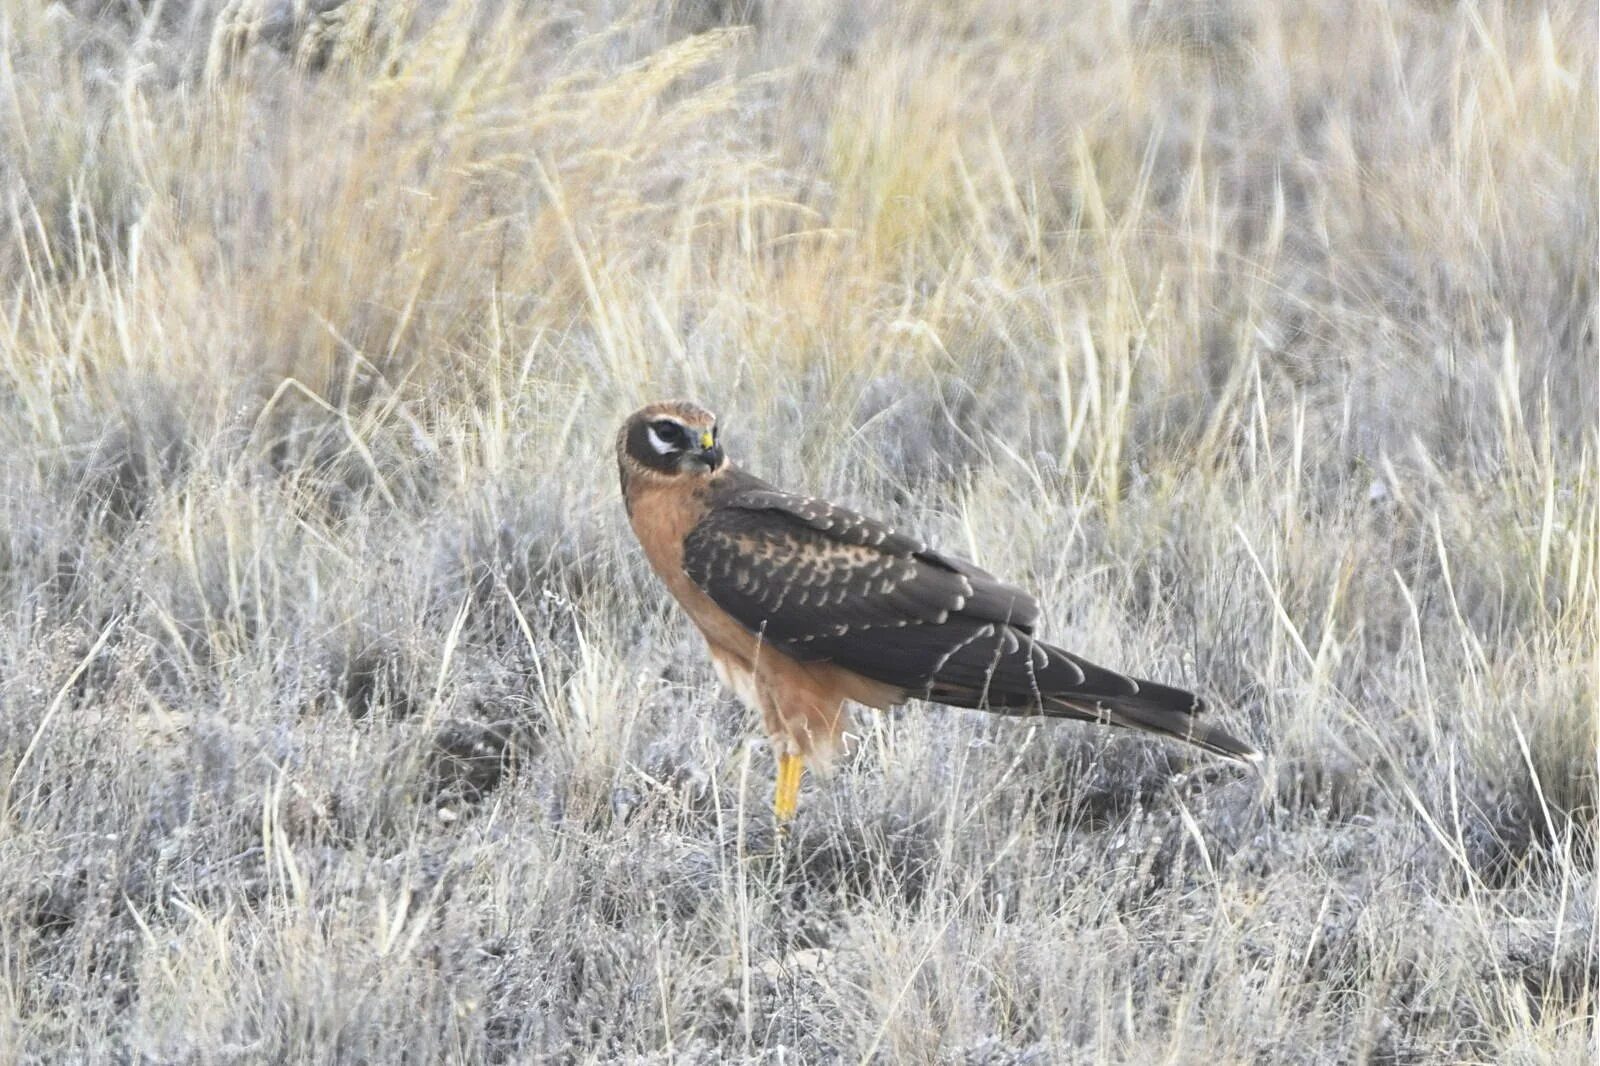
[651, 419, 688, 445]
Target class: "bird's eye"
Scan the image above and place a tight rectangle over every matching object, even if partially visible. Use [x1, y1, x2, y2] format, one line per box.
[646, 419, 687, 455]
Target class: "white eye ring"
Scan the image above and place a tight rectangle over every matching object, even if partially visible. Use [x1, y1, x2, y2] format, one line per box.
[646, 425, 676, 455]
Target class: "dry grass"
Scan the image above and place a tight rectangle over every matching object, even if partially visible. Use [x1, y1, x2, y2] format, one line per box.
[0, 0, 1595, 1061]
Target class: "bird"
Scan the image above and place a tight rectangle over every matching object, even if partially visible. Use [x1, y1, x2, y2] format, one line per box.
[616, 399, 1259, 822]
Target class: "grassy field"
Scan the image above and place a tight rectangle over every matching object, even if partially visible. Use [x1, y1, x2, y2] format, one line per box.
[0, 1, 1595, 1061]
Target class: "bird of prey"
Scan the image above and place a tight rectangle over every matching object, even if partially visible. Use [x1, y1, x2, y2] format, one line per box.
[616, 400, 1259, 821]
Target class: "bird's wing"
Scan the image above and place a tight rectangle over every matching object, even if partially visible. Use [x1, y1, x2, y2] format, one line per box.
[711, 487, 1040, 624]
[681, 486, 1138, 708]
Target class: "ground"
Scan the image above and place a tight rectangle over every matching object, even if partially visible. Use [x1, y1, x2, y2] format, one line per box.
[0, 1, 1595, 1062]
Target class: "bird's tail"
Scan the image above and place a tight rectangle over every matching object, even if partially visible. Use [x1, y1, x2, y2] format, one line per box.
[1046, 676, 1260, 764]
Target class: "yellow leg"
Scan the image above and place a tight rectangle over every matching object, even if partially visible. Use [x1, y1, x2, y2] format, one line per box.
[774, 753, 805, 823]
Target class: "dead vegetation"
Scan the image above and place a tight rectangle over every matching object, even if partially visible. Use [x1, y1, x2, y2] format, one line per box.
[0, 0, 1594, 1061]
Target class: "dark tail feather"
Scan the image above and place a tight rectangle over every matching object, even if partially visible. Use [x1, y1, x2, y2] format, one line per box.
[1045, 679, 1260, 764]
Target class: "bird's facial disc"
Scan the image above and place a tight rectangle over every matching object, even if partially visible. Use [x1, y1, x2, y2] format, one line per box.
[636, 415, 723, 474]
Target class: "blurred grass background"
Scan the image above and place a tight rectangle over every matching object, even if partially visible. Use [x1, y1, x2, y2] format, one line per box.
[0, 0, 1595, 1061]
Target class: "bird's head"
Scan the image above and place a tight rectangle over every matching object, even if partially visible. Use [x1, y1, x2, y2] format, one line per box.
[617, 400, 727, 488]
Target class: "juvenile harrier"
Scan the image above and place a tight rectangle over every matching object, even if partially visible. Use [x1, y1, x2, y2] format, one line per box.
[617, 400, 1258, 821]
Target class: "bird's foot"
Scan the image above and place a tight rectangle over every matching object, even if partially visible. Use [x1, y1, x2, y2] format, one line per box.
[773, 752, 804, 824]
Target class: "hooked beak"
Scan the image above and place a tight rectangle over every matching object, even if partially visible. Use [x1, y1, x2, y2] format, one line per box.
[693, 429, 724, 471]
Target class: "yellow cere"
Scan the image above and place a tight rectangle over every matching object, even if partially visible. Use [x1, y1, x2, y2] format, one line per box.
[701, 431, 715, 449]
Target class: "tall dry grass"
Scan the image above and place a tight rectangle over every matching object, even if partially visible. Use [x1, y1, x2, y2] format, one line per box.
[0, 0, 1595, 1061]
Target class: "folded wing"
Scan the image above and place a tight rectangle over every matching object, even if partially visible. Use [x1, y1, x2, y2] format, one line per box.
[681, 480, 1257, 762]
[683, 486, 1127, 708]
